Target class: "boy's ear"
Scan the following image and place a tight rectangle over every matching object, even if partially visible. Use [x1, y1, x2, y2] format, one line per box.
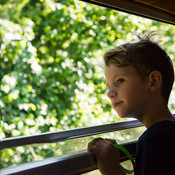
[148, 71, 162, 92]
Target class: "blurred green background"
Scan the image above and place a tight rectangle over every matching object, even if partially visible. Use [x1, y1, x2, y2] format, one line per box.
[0, 0, 175, 171]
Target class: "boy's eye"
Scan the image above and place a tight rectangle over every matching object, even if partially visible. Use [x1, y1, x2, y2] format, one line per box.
[116, 78, 125, 84]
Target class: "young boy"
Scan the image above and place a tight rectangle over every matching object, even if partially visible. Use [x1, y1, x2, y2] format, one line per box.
[88, 32, 175, 175]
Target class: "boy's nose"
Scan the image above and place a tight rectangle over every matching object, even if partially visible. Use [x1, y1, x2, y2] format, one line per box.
[107, 88, 117, 99]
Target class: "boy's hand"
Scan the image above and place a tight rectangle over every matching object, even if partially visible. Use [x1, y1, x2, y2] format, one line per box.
[88, 138, 125, 175]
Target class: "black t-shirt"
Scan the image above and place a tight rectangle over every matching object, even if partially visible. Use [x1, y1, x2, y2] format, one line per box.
[135, 120, 175, 175]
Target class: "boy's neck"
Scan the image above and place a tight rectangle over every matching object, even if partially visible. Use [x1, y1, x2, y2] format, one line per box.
[142, 108, 175, 128]
[138, 98, 175, 128]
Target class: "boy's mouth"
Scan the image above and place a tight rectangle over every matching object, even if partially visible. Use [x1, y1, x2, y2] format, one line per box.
[112, 101, 123, 108]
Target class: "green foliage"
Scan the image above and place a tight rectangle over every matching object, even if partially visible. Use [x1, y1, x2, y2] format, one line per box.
[0, 0, 175, 169]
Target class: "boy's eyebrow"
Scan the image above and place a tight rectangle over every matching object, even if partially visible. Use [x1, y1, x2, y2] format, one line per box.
[113, 75, 120, 79]
[113, 74, 126, 80]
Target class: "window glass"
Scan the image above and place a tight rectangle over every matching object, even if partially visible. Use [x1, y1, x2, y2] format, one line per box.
[1, 127, 146, 169]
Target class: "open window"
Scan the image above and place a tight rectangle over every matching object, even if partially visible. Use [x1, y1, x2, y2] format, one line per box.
[0, 0, 175, 174]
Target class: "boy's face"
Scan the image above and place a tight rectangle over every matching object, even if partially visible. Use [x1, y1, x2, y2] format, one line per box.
[105, 64, 150, 119]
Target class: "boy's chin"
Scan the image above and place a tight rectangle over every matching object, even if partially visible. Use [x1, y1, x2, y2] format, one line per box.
[118, 113, 136, 119]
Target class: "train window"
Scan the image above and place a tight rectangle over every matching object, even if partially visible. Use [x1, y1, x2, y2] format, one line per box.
[0, 0, 174, 173]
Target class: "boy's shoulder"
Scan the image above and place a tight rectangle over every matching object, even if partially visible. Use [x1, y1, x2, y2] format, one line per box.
[138, 120, 175, 144]
[135, 121, 175, 175]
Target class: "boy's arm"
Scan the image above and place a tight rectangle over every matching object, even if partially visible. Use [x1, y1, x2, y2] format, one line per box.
[88, 138, 125, 175]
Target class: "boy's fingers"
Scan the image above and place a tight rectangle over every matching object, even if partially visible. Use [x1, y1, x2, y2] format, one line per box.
[88, 138, 102, 151]
[88, 138, 117, 152]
